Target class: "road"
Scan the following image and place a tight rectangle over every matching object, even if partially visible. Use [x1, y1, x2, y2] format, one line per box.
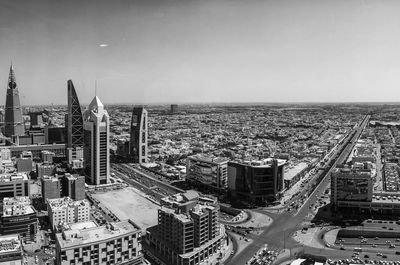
[227, 115, 370, 265]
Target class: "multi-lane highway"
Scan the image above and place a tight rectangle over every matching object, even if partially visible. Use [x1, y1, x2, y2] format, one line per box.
[227, 115, 370, 265]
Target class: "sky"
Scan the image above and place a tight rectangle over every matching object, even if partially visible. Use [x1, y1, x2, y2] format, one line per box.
[1, 0, 400, 105]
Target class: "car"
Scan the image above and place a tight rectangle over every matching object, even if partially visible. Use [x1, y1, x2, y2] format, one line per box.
[364, 254, 369, 258]
[377, 253, 382, 256]
[382, 255, 387, 258]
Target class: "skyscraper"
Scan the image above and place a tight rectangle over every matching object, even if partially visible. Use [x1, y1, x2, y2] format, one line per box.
[4, 64, 24, 138]
[83, 96, 109, 185]
[129, 107, 148, 164]
[65, 80, 84, 148]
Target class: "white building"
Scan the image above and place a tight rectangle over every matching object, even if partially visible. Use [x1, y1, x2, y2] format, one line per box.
[83, 96, 110, 185]
[47, 197, 90, 230]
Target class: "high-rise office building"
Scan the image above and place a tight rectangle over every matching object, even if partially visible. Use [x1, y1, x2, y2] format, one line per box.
[61, 174, 85, 201]
[146, 191, 225, 265]
[129, 107, 148, 164]
[227, 158, 286, 206]
[4, 64, 24, 138]
[41, 176, 61, 200]
[83, 96, 110, 185]
[66, 80, 84, 149]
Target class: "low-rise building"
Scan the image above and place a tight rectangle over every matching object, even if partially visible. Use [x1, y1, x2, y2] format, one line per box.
[0, 197, 37, 243]
[47, 197, 90, 230]
[186, 155, 229, 191]
[0, 173, 30, 199]
[0, 234, 23, 265]
[36, 163, 55, 179]
[55, 220, 143, 265]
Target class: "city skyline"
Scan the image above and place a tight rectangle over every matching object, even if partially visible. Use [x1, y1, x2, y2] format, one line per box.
[3, 0, 400, 104]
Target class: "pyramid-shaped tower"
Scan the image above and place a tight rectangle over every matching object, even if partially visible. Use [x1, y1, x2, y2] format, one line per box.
[4, 64, 24, 137]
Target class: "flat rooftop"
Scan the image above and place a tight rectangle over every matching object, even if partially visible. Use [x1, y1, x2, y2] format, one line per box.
[0, 235, 21, 254]
[56, 220, 140, 249]
[47, 197, 89, 210]
[0, 173, 28, 182]
[3, 197, 35, 217]
[284, 162, 308, 181]
[231, 158, 286, 168]
[91, 187, 160, 229]
[188, 155, 229, 165]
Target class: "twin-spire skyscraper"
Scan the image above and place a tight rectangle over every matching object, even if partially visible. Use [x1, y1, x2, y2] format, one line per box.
[65, 80, 110, 185]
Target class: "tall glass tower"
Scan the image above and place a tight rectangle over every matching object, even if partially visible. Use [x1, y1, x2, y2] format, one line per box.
[83, 96, 109, 185]
[66, 80, 84, 148]
[4, 64, 24, 137]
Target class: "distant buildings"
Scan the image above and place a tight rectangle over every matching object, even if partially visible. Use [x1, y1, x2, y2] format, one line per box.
[186, 155, 229, 191]
[0, 173, 30, 199]
[83, 96, 110, 185]
[146, 191, 226, 265]
[55, 220, 143, 265]
[170, 104, 178, 114]
[130, 107, 148, 164]
[0, 235, 23, 264]
[0, 197, 37, 243]
[47, 197, 90, 230]
[227, 158, 285, 206]
[4, 64, 24, 138]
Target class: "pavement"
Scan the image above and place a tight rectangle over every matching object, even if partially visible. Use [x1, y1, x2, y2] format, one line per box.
[226, 115, 370, 265]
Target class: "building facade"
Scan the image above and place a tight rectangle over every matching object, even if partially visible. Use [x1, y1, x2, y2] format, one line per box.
[0, 235, 23, 265]
[66, 80, 84, 149]
[0, 197, 38, 243]
[36, 163, 55, 179]
[55, 220, 143, 265]
[130, 107, 148, 164]
[0, 173, 30, 199]
[61, 174, 85, 201]
[227, 158, 285, 206]
[47, 197, 90, 230]
[4, 64, 24, 138]
[186, 155, 229, 191]
[41, 176, 61, 200]
[83, 96, 110, 185]
[146, 191, 226, 265]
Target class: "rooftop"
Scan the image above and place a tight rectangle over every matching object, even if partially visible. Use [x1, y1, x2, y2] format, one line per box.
[56, 220, 140, 249]
[47, 197, 89, 210]
[0, 172, 29, 182]
[0, 234, 21, 254]
[284, 162, 309, 181]
[188, 154, 229, 165]
[3, 197, 35, 217]
[231, 158, 286, 168]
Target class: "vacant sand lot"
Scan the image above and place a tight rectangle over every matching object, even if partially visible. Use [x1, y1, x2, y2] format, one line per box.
[92, 187, 160, 229]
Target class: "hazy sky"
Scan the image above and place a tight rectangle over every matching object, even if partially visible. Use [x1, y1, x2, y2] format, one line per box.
[2, 0, 400, 104]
